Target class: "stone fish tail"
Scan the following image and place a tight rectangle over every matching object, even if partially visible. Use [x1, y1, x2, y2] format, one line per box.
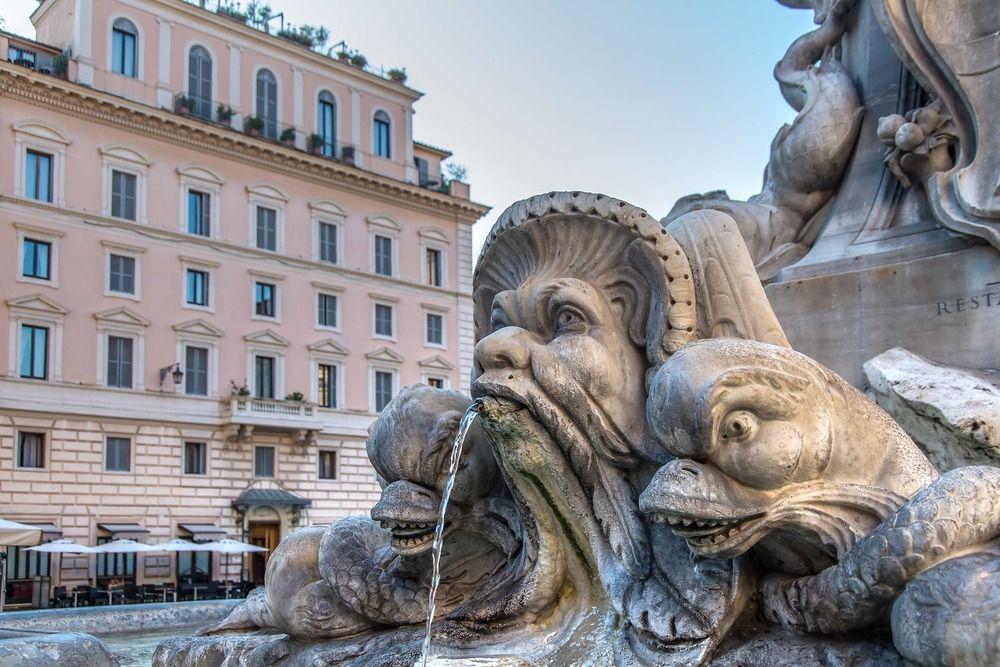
[761, 466, 1000, 634]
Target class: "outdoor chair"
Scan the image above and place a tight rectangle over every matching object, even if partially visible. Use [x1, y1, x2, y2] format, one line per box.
[87, 586, 106, 606]
[178, 582, 194, 601]
[205, 581, 220, 599]
[124, 583, 143, 604]
[141, 584, 160, 603]
[50, 586, 71, 608]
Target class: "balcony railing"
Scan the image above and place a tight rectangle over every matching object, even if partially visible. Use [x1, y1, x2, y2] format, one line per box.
[228, 395, 317, 419]
[174, 93, 234, 128]
[223, 395, 322, 448]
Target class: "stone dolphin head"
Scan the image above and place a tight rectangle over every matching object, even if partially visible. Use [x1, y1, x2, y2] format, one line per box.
[639, 338, 937, 573]
[367, 384, 499, 555]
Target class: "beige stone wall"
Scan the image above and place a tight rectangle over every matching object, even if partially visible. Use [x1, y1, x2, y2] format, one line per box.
[0, 411, 382, 586]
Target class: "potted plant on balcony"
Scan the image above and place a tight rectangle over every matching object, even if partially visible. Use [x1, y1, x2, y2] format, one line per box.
[217, 103, 234, 124]
[309, 133, 325, 155]
[52, 54, 69, 80]
[175, 95, 194, 116]
[336, 50, 351, 63]
[349, 53, 368, 68]
[285, 391, 306, 402]
[387, 68, 407, 84]
[229, 380, 251, 397]
[245, 115, 264, 137]
[280, 127, 297, 146]
[340, 144, 355, 163]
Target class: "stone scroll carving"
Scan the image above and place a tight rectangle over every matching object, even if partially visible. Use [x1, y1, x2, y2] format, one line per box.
[873, 0, 1000, 250]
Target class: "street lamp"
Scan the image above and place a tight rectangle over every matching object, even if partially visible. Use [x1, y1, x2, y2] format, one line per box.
[159, 363, 184, 389]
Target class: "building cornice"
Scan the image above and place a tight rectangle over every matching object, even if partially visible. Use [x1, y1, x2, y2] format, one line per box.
[0, 66, 490, 222]
[0, 194, 474, 299]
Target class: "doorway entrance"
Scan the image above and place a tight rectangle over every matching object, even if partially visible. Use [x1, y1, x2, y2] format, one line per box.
[248, 522, 280, 584]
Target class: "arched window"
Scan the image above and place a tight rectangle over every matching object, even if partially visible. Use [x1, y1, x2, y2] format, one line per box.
[317, 91, 336, 157]
[373, 110, 391, 159]
[256, 69, 278, 139]
[187, 46, 212, 119]
[111, 18, 138, 78]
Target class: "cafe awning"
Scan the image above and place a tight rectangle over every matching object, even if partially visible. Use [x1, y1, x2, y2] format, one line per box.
[177, 523, 226, 543]
[97, 522, 150, 537]
[232, 487, 312, 511]
[28, 522, 63, 540]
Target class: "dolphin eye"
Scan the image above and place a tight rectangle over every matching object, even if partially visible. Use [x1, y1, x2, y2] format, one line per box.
[721, 411, 758, 442]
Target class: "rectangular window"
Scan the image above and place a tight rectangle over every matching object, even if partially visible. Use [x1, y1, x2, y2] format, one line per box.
[106, 335, 134, 389]
[256, 206, 277, 251]
[105, 436, 131, 472]
[317, 363, 336, 408]
[426, 313, 444, 346]
[25, 150, 53, 202]
[374, 303, 394, 338]
[183, 441, 207, 475]
[318, 450, 337, 480]
[187, 190, 211, 236]
[374, 118, 391, 158]
[255, 282, 276, 318]
[254, 445, 275, 478]
[95, 536, 134, 586]
[254, 355, 275, 399]
[111, 27, 137, 77]
[108, 254, 136, 295]
[177, 551, 212, 585]
[426, 248, 442, 287]
[186, 269, 209, 307]
[317, 293, 338, 328]
[374, 235, 393, 276]
[17, 432, 45, 469]
[19, 324, 48, 380]
[4, 546, 50, 603]
[184, 345, 209, 396]
[110, 170, 137, 220]
[319, 222, 338, 263]
[427, 377, 444, 390]
[21, 238, 51, 280]
[375, 370, 394, 412]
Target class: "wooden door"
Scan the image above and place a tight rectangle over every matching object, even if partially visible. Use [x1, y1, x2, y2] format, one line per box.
[248, 522, 279, 584]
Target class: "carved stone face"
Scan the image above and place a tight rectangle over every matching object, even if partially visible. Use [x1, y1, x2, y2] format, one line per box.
[473, 276, 650, 463]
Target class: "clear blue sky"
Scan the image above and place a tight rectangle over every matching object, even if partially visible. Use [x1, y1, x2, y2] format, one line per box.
[3, 1, 815, 253]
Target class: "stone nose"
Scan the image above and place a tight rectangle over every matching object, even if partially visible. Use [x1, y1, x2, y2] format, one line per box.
[474, 326, 534, 373]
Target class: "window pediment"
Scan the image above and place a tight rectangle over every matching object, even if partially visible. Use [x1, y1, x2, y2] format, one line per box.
[246, 183, 288, 202]
[6, 293, 68, 315]
[100, 144, 151, 166]
[13, 120, 70, 145]
[308, 339, 350, 357]
[309, 199, 347, 219]
[418, 226, 450, 244]
[365, 347, 404, 364]
[173, 318, 224, 338]
[244, 329, 289, 348]
[177, 163, 224, 185]
[94, 306, 150, 327]
[419, 354, 454, 371]
[366, 214, 400, 232]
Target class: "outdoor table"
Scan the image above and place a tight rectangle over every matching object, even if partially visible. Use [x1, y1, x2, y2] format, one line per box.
[156, 587, 177, 603]
[222, 582, 237, 599]
[105, 587, 122, 605]
[191, 585, 205, 601]
[72, 590, 82, 607]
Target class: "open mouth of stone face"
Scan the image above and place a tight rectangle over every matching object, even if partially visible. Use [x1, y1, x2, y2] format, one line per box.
[379, 520, 438, 554]
[647, 511, 765, 555]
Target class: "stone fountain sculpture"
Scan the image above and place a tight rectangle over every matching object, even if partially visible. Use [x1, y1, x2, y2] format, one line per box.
[154, 1, 999, 665]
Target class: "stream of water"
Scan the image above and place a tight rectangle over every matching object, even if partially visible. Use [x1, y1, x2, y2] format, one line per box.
[418, 399, 483, 667]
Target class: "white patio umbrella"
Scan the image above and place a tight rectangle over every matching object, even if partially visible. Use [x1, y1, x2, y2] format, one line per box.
[25, 539, 93, 553]
[154, 538, 212, 552]
[90, 538, 159, 553]
[201, 539, 268, 586]
[0, 519, 42, 610]
[200, 539, 268, 554]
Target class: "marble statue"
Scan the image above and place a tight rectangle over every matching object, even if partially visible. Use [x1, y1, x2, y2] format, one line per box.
[154, 1, 1000, 665]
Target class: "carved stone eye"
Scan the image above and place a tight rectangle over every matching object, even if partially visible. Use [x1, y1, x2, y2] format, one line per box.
[721, 411, 757, 441]
[554, 307, 586, 334]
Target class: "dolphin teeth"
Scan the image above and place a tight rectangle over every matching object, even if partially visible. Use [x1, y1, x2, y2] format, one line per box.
[682, 519, 693, 527]
[667, 516, 680, 525]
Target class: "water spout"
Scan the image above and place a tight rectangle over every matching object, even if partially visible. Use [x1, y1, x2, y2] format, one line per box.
[419, 398, 484, 666]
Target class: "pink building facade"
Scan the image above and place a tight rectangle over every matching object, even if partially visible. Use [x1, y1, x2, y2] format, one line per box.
[0, 0, 487, 606]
